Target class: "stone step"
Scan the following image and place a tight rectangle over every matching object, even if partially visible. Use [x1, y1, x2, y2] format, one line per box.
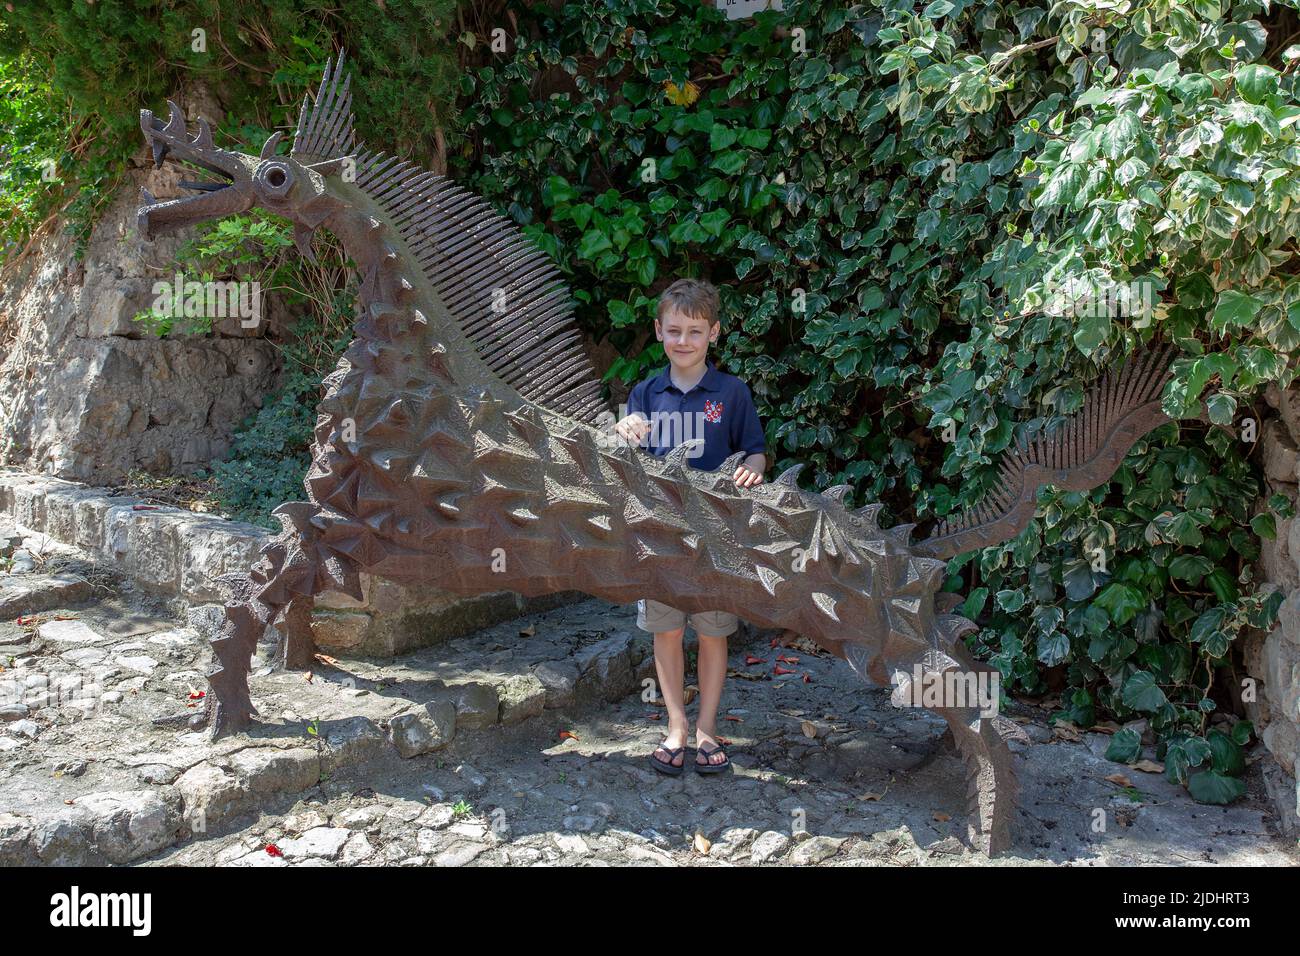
[0, 574, 94, 618]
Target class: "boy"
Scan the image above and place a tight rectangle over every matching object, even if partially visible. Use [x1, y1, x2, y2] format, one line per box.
[613, 278, 766, 775]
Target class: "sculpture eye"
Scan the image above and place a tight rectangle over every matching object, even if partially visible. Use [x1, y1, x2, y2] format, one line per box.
[255, 161, 294, 198]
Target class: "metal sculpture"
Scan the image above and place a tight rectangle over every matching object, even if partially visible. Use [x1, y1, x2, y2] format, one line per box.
[136, 54, 1181, 854]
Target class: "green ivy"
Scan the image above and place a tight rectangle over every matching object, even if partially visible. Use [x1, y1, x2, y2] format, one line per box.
[0, 53, 68, 252]
[451, 0, 1299, 802]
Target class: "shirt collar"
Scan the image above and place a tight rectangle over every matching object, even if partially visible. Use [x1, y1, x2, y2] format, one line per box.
[650, 358, 722, 394]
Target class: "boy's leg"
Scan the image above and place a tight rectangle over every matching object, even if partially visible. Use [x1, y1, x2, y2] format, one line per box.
[690, 611, 738, 766]
[637, 599, 688, 768]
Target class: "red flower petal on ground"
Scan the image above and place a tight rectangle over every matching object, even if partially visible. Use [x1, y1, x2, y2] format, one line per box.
[802, 674, 811, 683]
[744, 655, 767, 665]
[265, 844, 283, 857]
[558, 730, 579, 741]
[773, 664, 797, 676]
[723, 715, 743, 722]
[777, 653, 800, 664]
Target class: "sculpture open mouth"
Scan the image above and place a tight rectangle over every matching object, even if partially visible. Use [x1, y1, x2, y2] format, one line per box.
[137, 100, 254, 238]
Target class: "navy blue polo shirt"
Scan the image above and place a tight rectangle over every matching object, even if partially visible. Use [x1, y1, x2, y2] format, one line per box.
[625, 358, 766, 471]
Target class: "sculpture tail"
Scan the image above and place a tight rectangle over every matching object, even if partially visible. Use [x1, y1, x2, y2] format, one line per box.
[917, 345, 1177, 560]
[938, 645, 1020, 855]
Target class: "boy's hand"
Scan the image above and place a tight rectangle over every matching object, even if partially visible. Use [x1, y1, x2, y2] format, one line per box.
[614, 413, 652, 447]
[733, 452, 766, 488]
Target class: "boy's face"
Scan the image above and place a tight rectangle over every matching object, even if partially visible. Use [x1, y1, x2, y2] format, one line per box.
[655, 306, 718, 369]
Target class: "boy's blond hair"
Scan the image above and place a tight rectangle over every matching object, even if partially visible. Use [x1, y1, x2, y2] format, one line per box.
[656, 278, 721, 328]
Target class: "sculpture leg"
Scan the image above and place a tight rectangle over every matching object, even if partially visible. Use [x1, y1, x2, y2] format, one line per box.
[931, 645, 1019, 855]
[281, 594, 318, 670]
[202, 595, 269, 738]
[201, 501, 343, 739]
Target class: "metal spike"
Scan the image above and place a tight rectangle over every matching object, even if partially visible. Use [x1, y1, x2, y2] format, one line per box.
[665, 439, 705, 470]
[191, 117, 213, 149]
[293, 224, 318, 264]
[822, 484, 852, 503]
[775, 464, 805, 487]
[163, 99, 186, 137]
[292, 92, 313, 155]
[260, 131, 283, 160]
[315, 72, 353, 155]
[716, 451, 746, 475]
[300, 56, 333, 155]
[889, 523, 917, 544]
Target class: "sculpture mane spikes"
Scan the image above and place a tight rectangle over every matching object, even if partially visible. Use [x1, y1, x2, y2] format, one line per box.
[292, 54, 610, 427]
[292, 50, 355, 162]
[917, 344, 1178, 559]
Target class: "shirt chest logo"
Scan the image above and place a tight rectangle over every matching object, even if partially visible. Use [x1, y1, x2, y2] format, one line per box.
[703, 399, 723, 424]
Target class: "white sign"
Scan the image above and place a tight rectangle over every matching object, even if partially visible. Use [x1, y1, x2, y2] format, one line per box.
[720, 0, 783, 19]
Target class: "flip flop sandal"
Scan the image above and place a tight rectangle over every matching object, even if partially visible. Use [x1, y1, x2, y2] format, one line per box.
[694, 741, 731, 774]
[649, 742, 686, 776]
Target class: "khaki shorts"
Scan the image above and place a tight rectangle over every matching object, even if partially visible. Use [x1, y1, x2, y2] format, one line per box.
[636, 598, 738, 637]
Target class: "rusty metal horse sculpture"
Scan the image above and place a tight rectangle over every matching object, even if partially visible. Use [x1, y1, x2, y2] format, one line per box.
[136, 54, 1181, 854]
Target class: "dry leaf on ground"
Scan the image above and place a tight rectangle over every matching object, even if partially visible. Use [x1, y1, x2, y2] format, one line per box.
[1052, 720, 1083, 741]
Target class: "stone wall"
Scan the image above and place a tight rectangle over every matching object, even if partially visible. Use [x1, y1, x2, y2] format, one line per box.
[0, 86, 280, 483]
[0, 468, 581, 657]
[1244, 386, 1300, 835]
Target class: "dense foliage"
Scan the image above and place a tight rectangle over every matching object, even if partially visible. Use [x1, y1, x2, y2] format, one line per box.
[0, 54, 70, 252]
[452, 0, 1299, 802]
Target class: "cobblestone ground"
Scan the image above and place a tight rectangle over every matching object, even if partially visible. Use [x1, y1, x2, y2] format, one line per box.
[1, 544, 1297, 867]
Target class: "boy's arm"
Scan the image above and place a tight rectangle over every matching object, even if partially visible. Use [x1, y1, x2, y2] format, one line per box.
[732, 383, 767, 487]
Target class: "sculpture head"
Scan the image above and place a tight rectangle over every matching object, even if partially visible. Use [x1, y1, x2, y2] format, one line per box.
[137, 99, 345, 241]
